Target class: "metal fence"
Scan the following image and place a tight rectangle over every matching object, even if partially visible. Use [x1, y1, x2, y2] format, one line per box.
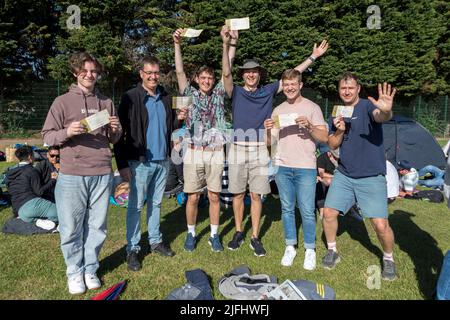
[1, 79, 449, 137]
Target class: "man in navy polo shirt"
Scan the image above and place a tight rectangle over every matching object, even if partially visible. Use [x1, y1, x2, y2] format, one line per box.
[222, 40, 329, 257]
[322, 72, 398, 281]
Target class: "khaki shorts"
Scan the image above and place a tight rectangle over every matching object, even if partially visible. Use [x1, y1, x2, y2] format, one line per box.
[227, 143, 270, 195]
[183, 147, 224, 193]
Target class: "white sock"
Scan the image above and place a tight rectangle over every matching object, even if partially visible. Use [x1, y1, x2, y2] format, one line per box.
[286, 245, 295, 251]
[327, 242, 337, 252]
[187, 224, 196, 237]
[383, 251, 394, 262]
[210, 224, 219, 237]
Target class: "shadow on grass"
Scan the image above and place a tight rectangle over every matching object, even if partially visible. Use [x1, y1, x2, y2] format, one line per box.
[320, 214, 383, 259]
[390, 209, 444, 299]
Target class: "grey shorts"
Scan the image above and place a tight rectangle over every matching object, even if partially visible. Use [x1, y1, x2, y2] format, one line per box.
[227, 143, 270, 195]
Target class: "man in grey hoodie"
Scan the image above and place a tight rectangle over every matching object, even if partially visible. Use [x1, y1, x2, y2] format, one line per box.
[42, 51, 122, 295]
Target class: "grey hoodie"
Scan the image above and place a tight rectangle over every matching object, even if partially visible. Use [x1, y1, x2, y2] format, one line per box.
[42, 84, 122, 176]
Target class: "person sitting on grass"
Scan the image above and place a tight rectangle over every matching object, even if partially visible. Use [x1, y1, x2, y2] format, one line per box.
[35, 145, 60, 203]
[5, 145, 58, 227]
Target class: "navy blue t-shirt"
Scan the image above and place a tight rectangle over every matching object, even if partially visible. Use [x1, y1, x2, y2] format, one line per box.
[232, 81, 279, 142]
[328, 98, 386, 178]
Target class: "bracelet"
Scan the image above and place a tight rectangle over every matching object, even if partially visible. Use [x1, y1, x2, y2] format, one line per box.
[229, 43, 237, 47]
[308, 56, 316, 62]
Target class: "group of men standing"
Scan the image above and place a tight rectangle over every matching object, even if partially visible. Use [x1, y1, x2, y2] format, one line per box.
[40, 25, 397, 295]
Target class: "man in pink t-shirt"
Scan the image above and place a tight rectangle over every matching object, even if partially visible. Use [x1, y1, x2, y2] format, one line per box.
[264, 69, 327, 270]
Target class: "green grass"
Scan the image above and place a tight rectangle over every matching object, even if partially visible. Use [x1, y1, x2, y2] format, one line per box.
[0, 161, 449, 300]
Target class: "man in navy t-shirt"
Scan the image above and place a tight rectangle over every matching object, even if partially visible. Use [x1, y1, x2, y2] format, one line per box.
[322, 72, 398, 281]
[222, 40, 329, 257]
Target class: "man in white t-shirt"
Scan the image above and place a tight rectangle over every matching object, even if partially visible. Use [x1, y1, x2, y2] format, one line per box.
[264, 69, 328, 270]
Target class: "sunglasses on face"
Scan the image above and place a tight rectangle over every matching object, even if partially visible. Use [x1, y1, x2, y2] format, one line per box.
[49, 154, 60, 158]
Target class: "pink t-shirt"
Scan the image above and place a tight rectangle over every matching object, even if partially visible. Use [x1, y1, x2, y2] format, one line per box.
[271, 97, 326, 169]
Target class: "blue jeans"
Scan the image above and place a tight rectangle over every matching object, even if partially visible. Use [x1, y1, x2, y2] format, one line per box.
[55, 173, 112, 277]
[418, 165, 444, 188]
[127, 159, 169, 253]
[275, 166, 317, 249]
[18, 197, 58, 223]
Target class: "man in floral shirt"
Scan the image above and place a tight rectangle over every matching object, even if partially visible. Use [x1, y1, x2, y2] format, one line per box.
[173, 26, 237, 252]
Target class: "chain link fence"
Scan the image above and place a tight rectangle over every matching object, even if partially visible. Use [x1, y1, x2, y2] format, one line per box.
[1, 79, 449, 137]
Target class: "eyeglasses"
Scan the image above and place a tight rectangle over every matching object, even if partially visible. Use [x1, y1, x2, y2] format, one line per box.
[141, 70, 160, 76]
[49, 154, 60, 158]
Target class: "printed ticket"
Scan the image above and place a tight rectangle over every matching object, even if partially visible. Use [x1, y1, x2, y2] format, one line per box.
[80, 109, 110, 132]
[332, 105, 354, 118]
[225, 17, 250, 30]
[274, 113, 298, 128]
[181, 28, 203, 37]
[259, 280, 307, 300]
[172, 96, 193, 109]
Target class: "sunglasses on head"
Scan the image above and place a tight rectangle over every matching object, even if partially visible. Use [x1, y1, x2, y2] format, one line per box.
[49, 154, 60, 158]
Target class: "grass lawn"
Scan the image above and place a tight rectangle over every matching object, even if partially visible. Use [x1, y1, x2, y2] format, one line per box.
[0, 159, 449, 300]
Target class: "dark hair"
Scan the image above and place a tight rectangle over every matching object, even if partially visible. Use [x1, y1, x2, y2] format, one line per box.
[48, 146, 60, 152]
[195, 65, 215, 77]
[281, 69, 302, 83]
[15, 146, 33, 162]
[69, 51, 104, 75]
[338, 72, 359, 88]
[139, 56, 160, 70]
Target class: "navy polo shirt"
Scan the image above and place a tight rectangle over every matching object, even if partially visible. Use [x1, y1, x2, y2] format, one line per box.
[328, 98, 386, 178]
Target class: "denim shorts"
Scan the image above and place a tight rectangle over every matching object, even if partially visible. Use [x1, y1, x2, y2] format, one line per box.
[324, 170, 388, 219]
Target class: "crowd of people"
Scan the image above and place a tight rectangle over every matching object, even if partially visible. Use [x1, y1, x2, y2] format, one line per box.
[5, 25, 449, 296]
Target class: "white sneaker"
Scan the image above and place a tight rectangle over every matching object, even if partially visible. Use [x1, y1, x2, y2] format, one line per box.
[68, 274, 86, 295]
[84, 273, 101, 290]
[303, 249, 317, 270]
[281, 246, 297, 266]
[35, 219, 56, 230]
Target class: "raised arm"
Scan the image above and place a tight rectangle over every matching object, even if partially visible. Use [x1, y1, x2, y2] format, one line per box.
[369, 82, 396, 123]
[221, 25, 234, 98]
[277, 40, 329, 93]
[228, 29, 238, 68]
[173, 28, 188, 94]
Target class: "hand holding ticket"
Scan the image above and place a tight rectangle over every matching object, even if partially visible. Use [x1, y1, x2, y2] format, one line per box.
[172, 96, 193, 109]
[181, 28, 203, 38]
[273, 113, 298, 128]
[80, 109, 111, 132]
[332, 105, 354, 118]
[225, 17, 250, 30]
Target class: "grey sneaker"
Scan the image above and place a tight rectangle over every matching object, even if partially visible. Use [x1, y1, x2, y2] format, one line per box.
[322, 249, 341, 269]
[381, 259, 397, 281]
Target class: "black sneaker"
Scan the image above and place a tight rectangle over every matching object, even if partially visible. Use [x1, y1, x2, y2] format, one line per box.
[227, 231, 245, 250]
[127, 251, 141, 271]
[322, 249, 341, 269]
[250, 237, 266, 257]
[151, 242, 175, 257]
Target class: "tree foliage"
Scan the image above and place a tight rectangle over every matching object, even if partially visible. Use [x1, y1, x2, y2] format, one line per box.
[1, 0, 449, 96]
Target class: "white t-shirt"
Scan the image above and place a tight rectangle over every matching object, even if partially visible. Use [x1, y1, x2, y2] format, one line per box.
[386, 160, 400, 198]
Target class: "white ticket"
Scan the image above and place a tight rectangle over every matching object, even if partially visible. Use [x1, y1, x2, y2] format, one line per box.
[181, 28, 203, 38]
[332, 105, 354, 118]
[172, 96, 193, 109]
[274, 113, 298, 128]
[259, 280, 307, 300]
[225, 17, 250, 30]
[80, 109, 110, 132]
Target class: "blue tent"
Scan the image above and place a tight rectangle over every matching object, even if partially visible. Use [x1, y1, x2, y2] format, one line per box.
[383, 115, 446, 170]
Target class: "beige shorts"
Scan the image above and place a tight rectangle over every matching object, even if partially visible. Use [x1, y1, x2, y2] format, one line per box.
[183, 147, 224, 193]
[227, 143, 270, 195]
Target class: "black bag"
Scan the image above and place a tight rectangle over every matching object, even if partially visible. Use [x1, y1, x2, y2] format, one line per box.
[416, 190, 444, 203]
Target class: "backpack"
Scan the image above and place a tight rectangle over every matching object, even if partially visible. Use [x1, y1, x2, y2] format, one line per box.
[218, 266, 279, 300]
[218, 265, 336, 300]
[416, 190, 444, 203]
